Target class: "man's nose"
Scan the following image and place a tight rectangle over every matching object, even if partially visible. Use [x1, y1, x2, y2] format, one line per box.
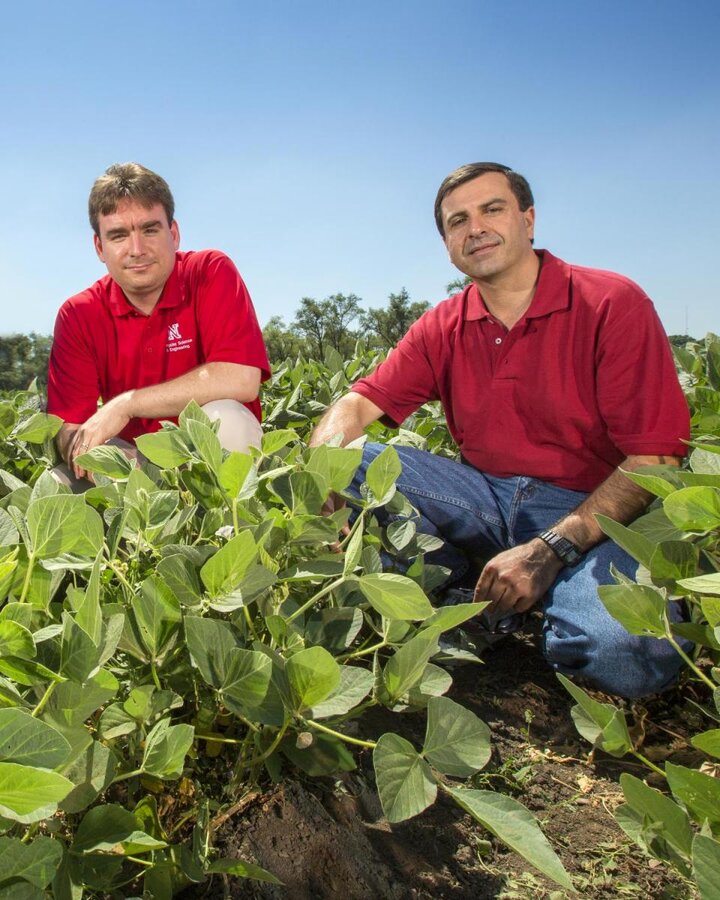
[128, 231, 146, 255]
[467, 214, 488, 235]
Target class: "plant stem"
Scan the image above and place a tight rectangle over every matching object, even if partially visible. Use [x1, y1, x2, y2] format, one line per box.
[302, 717, 376, 749]
[340, 639, 388, 661]
[242, 720, 290, 770]
[666, 633, 717, 691]
[111, 768, 143, 785]
[631, 750, 666, 778]
[18, 552, 35, 605]
[125, 856, 154, 868]
[31, 681, 57, 718]
[150, 662, 162, 691]
[337, 508, 365, 551]
[286, 577, 346, 624]
[195, 732, 246, 745]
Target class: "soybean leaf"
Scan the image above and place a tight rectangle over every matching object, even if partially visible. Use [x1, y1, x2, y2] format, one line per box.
[386, 519, 416, 551]
[220, 649, 272, 717]
[73, 804, 140, 853]
[206, 857, 281, 883]
[73, 445, 134, 478]
[201, 531, 257, 598]
[0, 709, 69, 768]
[61, 741, 117, 814]
[595, 515, 655, 567]
[597, 584, 667, 637]
[281, 732, 356, 776]
[75, 555, 102, 645]
[663, 487, 720, 532]
[374, 733, 436, 822]
[0, 511, 19, 546]
[185, 617, 237, 688]
[60, 614, 100, 683]
[286, 647, 340, 712]
[666, 762, 720, 829]
[406, 663, 454, 706]
[26, 495, 87, 558]
[678, 574, 720, 595]
[343, 520, 364, 577]
[692, 729, 720, 759]
[12, 413, 62, 444]
[447, 787, 574, 891]
[157, 553, 203, 609]
[305, 608, 364, 652]
[311, 666, 374, 718]
[324, 446, 363, 492]
[423, 696, 491, 776]
[0, 835, 62, 889]
[0, 621, 35, 660]
[135, 429, 192, 468]
[693, 833, 720, 900]
[358, 573, 434, 621]
[423, 602, 485, 633]
[260, 429, 298, 457]
[141, 720, 194, 780]
[132, 576, 182, 659]
[0, 657, 65, 688]
[219, 452, 257, 499]
[557, 673, 633, 757]
[384, 630, 439, 703]
[620, 773, 693, 859]
[44, 670, 118, 730]
[185, 419, 223, 475]
[365, 446, 401, 506]
[0, 762, 73, 820]
[649, 541, 698, 587]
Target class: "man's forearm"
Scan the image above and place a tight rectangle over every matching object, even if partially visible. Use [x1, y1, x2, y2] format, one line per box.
[117, 361, 261, 420]
[547, 454, 681, 551]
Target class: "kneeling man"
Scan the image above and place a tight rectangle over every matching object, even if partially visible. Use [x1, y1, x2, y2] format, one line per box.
[311, 162, 690, 699]
[48, 162, 270, 480]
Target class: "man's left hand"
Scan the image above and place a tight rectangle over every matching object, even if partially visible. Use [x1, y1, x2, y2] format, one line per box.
[473, 538, 564, 621]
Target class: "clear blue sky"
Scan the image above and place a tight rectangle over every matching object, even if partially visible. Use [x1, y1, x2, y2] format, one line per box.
[1, 0, 718, 338]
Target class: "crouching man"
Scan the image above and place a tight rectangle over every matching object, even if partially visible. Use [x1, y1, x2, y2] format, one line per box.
[310, 162, 691, 699]
[48, 162, 270, 482]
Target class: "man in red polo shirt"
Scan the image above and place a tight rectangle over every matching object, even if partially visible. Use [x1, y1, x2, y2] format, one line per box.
[310, 162, 690, 698]
[48, 162, 270, 479]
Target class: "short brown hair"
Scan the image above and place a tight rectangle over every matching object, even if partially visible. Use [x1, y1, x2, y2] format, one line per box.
[88, 162, 175, 235]
[434, 163, 534, 237]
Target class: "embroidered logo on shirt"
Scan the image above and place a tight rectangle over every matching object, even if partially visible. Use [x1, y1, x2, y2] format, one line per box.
[166, 322, 193, 353]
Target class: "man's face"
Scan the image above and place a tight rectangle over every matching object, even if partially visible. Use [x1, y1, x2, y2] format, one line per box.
[440, 173, 535, 283]
[94, 199, 180, 309]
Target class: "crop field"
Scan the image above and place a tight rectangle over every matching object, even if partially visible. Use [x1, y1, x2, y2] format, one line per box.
[0, 337, 718, 898]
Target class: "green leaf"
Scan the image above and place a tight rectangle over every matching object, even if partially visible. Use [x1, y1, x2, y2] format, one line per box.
[260, 429, 298, 456]
[622, 468, 678, 498]
[648, 541, 698, 587]
[60, 741, 117, 814]
[60, 614, 100, 683]
[12, 413, 62, 444]
[595, 515, 655, 567]
[0, 511, 19, 546]
[26, 495, 87, 558]
[286, 647, 341, 711]
[0, 762, 73, 820]
[206, 857, 281, 883]
[692, 729, 720, 759]
[73, 445, 134, 478]
[343, 520, 364, 577]
[373, 733, 436, 822]
[693, 833, 720, 900]
[156, 553, 203, 609]
[384, 630, 439, 703]
[200, 531, 257, 598]
[73, 804, 140, 853]
[185, 419, 223, 475]
[620, 773, 693, 858]
[423, 602, 486, 633]
[678, 574, 720, 595]
[184, 617, 237, 688]
[663, 487, 720, 532]
[386, 519, 416, 551]
[132, 576, 182, 659]
[0, 621, 35, 660]
[135, 429, 192, 468]
[220, 649, 272, 717]
[365, 446, 401, 505]
[281, 732, 356, 776]
[666, 762, 720, 829]
[0, 835, 62, 889]
[0, 709, 70, 768]
[141, 719, 194, 780]
[597, 584, 667, 637]
[447, 787, 574, 891]
[44, 670, 118, 730]
[305, 608, 364, 652]
[422, 696, 491, 776]
[219, 452, 257, 499]
[557, 673, 632, 757]
[311, 666, 374, 718]
[358, 573, 434, 621]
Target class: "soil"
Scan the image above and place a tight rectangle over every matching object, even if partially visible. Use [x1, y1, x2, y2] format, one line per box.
[181, 617, 697, 899]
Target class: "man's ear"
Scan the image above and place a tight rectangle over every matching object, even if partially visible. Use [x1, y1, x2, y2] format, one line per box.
[93, 233, 105, 264]
[171, 220, 180, 250]
[524, 206, 535, 242]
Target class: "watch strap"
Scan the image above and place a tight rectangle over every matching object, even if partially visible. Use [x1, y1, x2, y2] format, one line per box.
[538, 530, 582, 567]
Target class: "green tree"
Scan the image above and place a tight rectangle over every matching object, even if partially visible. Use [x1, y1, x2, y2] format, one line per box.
[0, 333, 52, 392]
[262, 316, 304, 363]
[446, 275, 472, 295]
[360, 289, 430, 350]
[292, 293, 362, 360]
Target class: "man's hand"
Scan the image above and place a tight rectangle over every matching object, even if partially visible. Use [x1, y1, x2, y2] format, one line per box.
[473, 538, 564, 622]
[65, 393, 133, 479]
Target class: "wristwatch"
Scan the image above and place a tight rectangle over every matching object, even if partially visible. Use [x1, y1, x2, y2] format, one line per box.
[538, 530, 582, 567]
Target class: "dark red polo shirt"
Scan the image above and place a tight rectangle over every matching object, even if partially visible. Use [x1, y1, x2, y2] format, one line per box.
[351, 251, 689, 492]
[47, 250, 270, 443]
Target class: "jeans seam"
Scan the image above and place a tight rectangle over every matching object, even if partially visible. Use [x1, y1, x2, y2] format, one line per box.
[397, 485, 504, 529]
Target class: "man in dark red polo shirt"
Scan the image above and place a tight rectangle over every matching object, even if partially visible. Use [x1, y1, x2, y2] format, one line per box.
[310, 162, 690, 698]
[48, 162, 270, 480]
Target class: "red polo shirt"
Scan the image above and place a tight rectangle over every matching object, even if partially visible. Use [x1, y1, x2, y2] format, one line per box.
[351, 251, 689, 492]
[48, 250, 270, 443]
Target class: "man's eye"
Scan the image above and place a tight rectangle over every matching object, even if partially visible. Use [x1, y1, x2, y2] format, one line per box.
[449, 217, 465, 228]
[144, 227, 159, 234]
[487, 206, 501, 214]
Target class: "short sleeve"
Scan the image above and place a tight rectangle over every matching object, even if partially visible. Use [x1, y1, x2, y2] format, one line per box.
[192, 253, 270, 381]
[351, 314, 440, 425]
[47, 300, 101, 425]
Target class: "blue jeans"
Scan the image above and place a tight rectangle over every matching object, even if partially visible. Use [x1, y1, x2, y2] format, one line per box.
[353, 443, 686, 699]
